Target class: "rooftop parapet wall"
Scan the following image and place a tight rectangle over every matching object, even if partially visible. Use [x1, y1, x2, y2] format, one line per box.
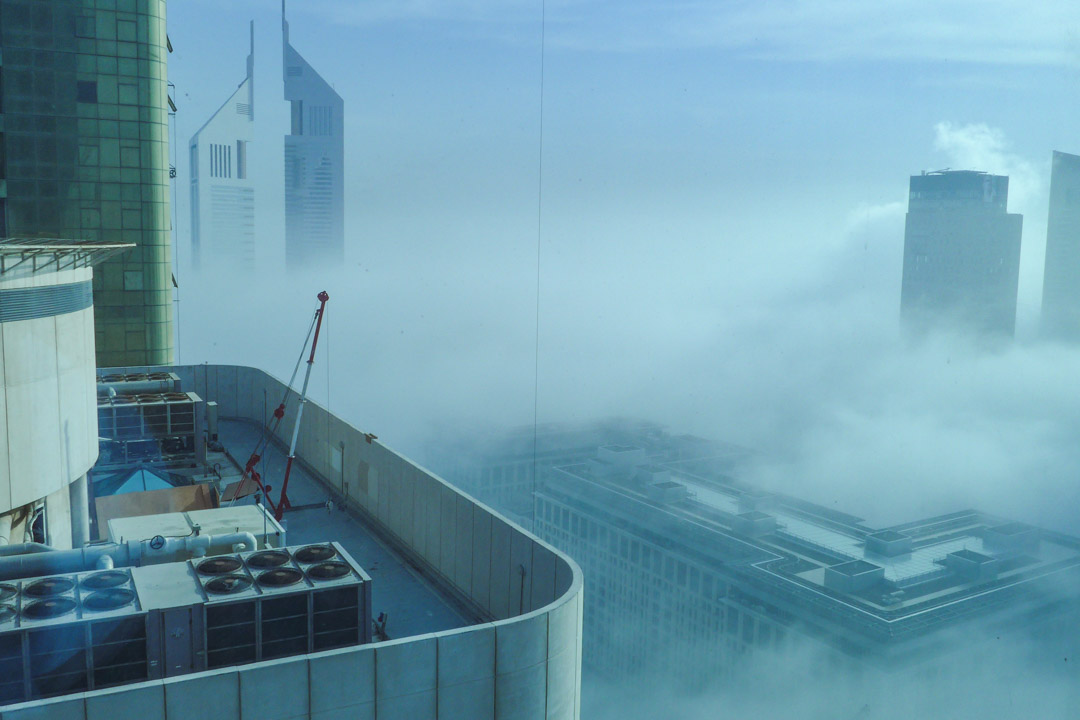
[6, 364, 584, 720]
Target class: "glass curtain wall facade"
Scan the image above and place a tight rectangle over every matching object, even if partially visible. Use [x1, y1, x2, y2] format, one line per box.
[0, 0, 173, 366]
[900, 170, 1023, 338]
[282, 5, 344, 270]
[1041, 151, 1080, 341]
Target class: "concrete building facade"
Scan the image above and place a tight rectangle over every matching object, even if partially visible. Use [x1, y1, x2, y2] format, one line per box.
[1041, 151, 1080, 341]
[0, 0, 175, 366]
[531, 444, 1080, 687]
[0, 239, 132, 552]
[189, 23, 256, 272]
[282, 3, 345, 270]
[900, 170, 1023, 337]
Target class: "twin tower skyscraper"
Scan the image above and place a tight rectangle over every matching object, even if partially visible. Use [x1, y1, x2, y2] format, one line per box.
[189, 5, 344, 272]
[900, 152, 1080, 340]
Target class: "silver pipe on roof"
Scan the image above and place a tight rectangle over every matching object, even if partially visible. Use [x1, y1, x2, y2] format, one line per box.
[0, 531, 259, 581]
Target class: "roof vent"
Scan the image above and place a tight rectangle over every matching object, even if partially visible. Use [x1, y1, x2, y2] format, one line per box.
[257, 568, 304, 587]
[197, 557, 243, 576]
[81, 571, 129, 590]
[865, 530, 912, 557]
[733, 511, 777, 537]
[24, 577, 75, 598]
[204, 574, 252, 594]
[591, 444, 648, 479]
[983, 522, 1040, 555]
[22, 597, 77, 619]
[824, 560, 885, 594]
[307, 561, 350, 581]
[646, 480, 688, 503]
[294, 545, 336, 564]
[945, 549, 999, 582]
[83, 588, 136, 612]
[247, 550, 291, 569]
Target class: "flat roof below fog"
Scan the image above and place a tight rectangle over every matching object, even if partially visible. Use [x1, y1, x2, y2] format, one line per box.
[219, 419, 475, 639]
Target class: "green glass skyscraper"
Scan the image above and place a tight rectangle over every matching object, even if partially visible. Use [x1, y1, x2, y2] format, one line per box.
[0, 0, 173, 366]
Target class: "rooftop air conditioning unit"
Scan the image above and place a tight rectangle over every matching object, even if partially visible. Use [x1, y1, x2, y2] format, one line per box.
[140, 541, 372, 674]
[0, 543, 371, 704]
[0, 568, 147, 705]
[97, 372, 182, 395]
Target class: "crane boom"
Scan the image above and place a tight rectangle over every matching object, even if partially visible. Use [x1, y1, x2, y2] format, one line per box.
[275, 290, 329, 520]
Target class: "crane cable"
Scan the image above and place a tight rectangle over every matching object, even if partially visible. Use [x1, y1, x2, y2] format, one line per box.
[227, 309, 320, 506]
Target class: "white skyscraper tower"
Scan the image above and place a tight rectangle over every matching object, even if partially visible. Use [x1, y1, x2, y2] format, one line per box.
[189, 23, 256, 272]
[282, 2, 345, 269]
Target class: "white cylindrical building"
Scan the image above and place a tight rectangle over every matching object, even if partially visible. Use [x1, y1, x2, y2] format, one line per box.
[0, 239, 133, 549]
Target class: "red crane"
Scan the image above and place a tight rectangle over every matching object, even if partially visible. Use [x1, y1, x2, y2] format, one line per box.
[234, 290, 329, 521]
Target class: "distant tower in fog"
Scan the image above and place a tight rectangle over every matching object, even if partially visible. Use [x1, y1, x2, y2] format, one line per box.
[900, 170, 1023, 337]
[282, 1, 345, 270]
[1040, 151, 1080, 341]
[189, 23, 256, 272]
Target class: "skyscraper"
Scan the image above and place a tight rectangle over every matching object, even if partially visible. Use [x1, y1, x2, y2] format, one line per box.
[189, 23, 256, 272]
[900, 170, 1023, 337]
[0, 0, 175, 366]
[1040, 151, 1080, 341]
[282, 2, 345, 269]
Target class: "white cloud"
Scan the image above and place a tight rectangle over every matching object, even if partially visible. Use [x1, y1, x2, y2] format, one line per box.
[930, 121, 1049, 334]
[932, 122, 1043, 212]
[304, 0, 1080, 66]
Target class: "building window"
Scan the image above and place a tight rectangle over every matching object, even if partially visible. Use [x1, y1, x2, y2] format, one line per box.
[77, 81, 97, 103]
[74, 16, 95, 38]
[236, 140, 247, 179]
[209, 143, 234, 179]
[291, 100, 304, 135]
[308, 105, 333, 136]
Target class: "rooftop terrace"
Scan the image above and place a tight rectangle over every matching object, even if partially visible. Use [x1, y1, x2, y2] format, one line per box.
[546, 449, 1080, 637]
[1, 364, 584, 720]
[218, 419, 473, 638]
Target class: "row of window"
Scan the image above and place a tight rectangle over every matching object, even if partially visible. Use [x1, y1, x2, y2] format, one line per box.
[203, 141, 248, 180]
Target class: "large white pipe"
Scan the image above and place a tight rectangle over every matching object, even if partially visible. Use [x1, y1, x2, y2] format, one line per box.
[0, 531, 259, 580]
[137, 531, 258, 563]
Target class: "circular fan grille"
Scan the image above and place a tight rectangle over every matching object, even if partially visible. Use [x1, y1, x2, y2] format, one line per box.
[307, 561, 351, 581]
[23, 598, 77, 619]
[81, 571, 128, 590]
[0, 585, 16, 603]
[197, 557, 243, 575]
[246, 550, 290, 569]
[84, 589, 136, 612]
[204, 574, 252, 594]
[294, 545, 337, 564]
[0, 605, 14, 623]
[25, 577, 75, 597]
[257, 568, 304, 587]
